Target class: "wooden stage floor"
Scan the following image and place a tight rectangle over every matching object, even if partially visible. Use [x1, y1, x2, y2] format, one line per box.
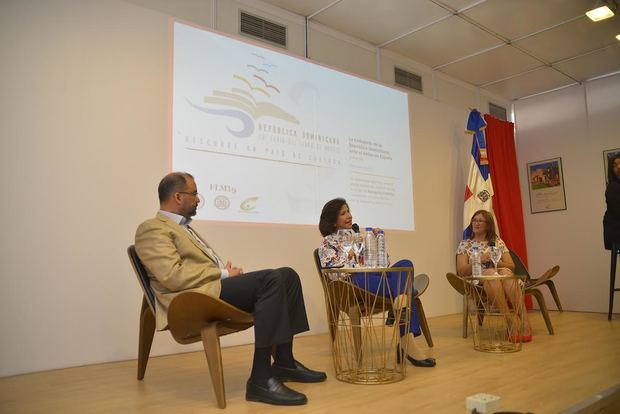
[1, 311, 619, 413]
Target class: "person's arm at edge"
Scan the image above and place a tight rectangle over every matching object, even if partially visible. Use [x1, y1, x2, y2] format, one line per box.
[318, 237, 344, 268]
[497, 251, 515, 272]
[456, 253, 472, 277]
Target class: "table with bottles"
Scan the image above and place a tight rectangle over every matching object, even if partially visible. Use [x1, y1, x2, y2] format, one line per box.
[462, 274, 527, 353]
[319, 265, 414, 384]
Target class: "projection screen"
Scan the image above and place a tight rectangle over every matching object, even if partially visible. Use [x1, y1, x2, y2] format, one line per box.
[172, 21, 414, 230]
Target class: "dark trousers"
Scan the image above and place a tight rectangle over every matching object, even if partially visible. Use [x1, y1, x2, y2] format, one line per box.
[219, 267, 310, 348]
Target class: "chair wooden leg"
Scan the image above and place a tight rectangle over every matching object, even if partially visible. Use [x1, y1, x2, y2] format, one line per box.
[415, 297, 433, 347]
[349, 307, 362, 362]
[201, 323, 226, 409]
[531, 289, 554, 335]
[544, 280, 563, 312]
[327, 306, 338, 342]
[137, 297, 155, 380]
[477, 306, 485, 327]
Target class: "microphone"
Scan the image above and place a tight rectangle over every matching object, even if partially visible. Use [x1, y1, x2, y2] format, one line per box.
[352, 223, 360, 233]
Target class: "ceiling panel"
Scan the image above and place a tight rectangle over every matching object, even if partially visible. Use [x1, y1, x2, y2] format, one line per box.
[439, 45, 542, 86]
[440, 0, 486, 11]
[385, 15, 502, 68]
[483, 67, 575, 100]
[515, 16, 620, 63]
[311, 0, 449, 45]
[462, 0, 593, 40]
[555, 44, 620, 81]
[258, 0, 620, 100]
[259, 0, 337, 17]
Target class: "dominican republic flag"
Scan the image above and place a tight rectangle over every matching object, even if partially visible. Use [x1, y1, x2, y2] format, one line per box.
[463, 109, 494, 239]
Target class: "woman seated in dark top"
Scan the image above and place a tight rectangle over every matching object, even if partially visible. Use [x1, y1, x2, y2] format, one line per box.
[318, 198, 435, 367]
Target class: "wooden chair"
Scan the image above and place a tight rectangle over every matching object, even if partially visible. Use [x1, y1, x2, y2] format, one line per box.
[508, 251, 559, 335]
[312, 250, 432, 346]
[525, 266, 559, 335]
[413, 273, 434, 347]
[446, 272, 485, 338]
[312, 249, 395, 354]
[509, 250, 563, 312]
[127, 245, 254, 409]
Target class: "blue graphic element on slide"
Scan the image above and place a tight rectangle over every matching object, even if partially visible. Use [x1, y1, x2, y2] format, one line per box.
[186, 99, 254, 138]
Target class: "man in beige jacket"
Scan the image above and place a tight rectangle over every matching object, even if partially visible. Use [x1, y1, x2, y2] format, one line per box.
[135, 172, 325, 406]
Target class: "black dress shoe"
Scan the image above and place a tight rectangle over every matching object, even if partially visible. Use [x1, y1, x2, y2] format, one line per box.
[396, 345, 436, 368]
[246, 377, 307, 405]
[272, 360, 327, 383]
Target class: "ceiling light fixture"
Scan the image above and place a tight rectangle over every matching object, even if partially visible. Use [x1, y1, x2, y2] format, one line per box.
[586, 0, 618, 21]
[616, 34, 620, 41]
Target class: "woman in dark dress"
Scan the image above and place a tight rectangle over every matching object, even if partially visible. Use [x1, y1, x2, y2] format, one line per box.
[604, 156, 620, 250]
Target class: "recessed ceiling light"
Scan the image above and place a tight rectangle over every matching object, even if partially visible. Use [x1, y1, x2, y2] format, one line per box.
[586, 6, 615, 21]
[586, 1, 617, 21]
[616, 34, 620, 41]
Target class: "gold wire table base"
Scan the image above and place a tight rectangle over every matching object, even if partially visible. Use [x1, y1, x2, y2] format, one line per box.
[463, 274, 526, 354]
[332, 323, 405, 384]
[321, 267, 413, 384]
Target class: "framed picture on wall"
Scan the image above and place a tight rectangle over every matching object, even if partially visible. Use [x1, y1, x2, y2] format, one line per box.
[603, 148, 620, 184]
[527, 157, 567, 214]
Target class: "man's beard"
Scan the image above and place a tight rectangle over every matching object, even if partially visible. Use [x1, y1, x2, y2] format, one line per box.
[184, 205, 197, 218]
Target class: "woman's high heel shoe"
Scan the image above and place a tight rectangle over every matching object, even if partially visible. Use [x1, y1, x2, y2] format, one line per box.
[396, 345, 436, 368]
[508, 333, 533, 343]
[386, 308, 407, 326]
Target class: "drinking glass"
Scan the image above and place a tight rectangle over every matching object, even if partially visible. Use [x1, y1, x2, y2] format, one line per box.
[489, 246, 502, 274]
[352, 233, 364, 267]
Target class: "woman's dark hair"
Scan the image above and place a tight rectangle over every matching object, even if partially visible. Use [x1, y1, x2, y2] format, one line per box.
[469, 209, 498, 242]
[319, 198, 348, 236]
[608, 156, 620, 183]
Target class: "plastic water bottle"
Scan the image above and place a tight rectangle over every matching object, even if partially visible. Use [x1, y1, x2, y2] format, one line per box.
[364, 227, 376, 268]
[376, 230, 387, 267]
[471, 245, 482, 277]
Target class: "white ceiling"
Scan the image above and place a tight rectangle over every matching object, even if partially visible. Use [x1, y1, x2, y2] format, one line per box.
[261, 0, 620, 101]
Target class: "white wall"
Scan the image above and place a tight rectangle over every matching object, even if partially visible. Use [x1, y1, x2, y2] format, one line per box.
[1, 0, 513, 377]
[514, 74, 620, 313]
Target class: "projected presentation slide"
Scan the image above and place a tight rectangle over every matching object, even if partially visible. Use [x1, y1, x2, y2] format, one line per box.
[172, 21, 414, 230]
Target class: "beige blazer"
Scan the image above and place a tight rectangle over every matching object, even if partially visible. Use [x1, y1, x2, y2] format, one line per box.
[135, 212, 223, 330]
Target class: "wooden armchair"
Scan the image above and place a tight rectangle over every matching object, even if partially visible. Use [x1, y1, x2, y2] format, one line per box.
[413, 273, 434, 347]
[127, 245, 254, 409]
[509, 251, 559, 335]
[509, 250, 562, 311]
[446, 272, 486, 338]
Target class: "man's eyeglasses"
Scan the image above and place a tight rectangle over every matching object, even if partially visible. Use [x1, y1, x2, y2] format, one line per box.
[178, 191, 200, 197]
[178, 191, 205, 209]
